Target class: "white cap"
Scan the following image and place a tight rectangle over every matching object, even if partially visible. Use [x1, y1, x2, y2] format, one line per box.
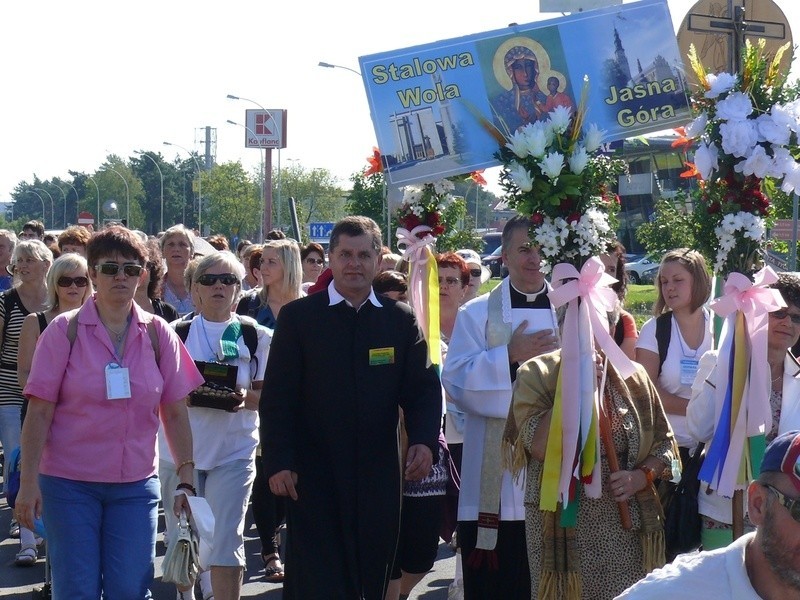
[456, 249, 491, 283]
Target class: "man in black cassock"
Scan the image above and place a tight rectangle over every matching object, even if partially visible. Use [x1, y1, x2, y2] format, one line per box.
[260, 216, 442, 600]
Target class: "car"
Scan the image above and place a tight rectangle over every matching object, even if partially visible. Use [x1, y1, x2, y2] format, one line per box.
[639, 264, 660, 285]
[625, 254, 660, 284]
[482, 246, 507, 278]
[480, 232, 502, 257]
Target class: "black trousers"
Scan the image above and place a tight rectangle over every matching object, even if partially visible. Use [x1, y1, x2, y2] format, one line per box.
[251, 455, 286, 556]
[458, 520, 530, 600]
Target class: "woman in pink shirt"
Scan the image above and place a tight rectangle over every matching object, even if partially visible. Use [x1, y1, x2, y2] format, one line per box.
[14, 226, 204, 600]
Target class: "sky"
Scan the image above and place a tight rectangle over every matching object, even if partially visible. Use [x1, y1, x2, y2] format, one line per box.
[2, 0, 798, 204]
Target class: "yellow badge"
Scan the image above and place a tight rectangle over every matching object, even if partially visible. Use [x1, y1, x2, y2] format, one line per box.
[369, 347, 395, 366]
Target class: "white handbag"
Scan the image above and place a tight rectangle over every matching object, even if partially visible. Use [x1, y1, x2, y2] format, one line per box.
[162, 510, 200, 589]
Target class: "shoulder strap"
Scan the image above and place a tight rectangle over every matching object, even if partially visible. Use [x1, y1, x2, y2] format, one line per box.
[66, 309, 80, 346]
[240, 321, 258, 359]
[613, 317, 625, 345]
[175, 319, 191, 344]
[146, 318, 160, 365]
[66, 309, 160, 365]
[655, 312, 672, 376]
[0, 290, 17, 352]
[36, 312, 48, 333]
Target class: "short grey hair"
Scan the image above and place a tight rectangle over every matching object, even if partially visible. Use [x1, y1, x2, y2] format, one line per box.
[193, 251, 245, 284]
[13, 239, 53, 265]
[160, 224, 195, 256]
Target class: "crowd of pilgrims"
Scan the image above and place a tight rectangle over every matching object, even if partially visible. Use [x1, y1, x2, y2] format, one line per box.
[1, 215, 797, 600]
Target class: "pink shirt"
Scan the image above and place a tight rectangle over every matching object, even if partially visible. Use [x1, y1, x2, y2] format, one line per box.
[24, 297, 204, 483]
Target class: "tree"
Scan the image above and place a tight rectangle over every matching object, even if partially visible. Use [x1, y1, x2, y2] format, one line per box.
[347, 171, 385, 227]
[436, 196, 482, 252]
[273, 163, 346, 239]
[635, 194, 696, 255]
[203, 162, 262, 241]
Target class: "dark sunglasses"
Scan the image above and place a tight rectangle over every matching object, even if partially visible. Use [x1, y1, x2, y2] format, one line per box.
[57, 276, 89, 288]
[770, 309, 800, 325]
[470, 268, 482, 278]
[305, 258, 324, 265]
[197, 273, 239, 286]
[764, 484, 800, 523]
[95, 263, 144, 277]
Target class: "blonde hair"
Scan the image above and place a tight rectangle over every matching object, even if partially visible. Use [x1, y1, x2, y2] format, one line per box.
[653, 248, 712, 315]
[46, 253, 92, 310]
[258, 239, 303, 305]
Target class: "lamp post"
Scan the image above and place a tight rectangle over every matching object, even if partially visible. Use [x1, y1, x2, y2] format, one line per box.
[135, 151, 165, 232]
[227, 119, 266, 241]
[107, 167, 130, 228]
[57, 186, 68, 229]
[86, 176, 101, 229]
[29, 190, 46, 225]
[34, 188, 55, 229]
[317, 61, 363, 77]
[164, 141, 202, 234]
[64, 182, 80, 225]
[226, 94, 276, 238]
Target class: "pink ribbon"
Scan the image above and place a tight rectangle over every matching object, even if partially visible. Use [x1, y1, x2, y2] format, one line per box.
[396, 225, 436, 317]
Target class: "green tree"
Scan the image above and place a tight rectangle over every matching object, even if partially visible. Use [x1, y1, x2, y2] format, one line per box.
[346, 171, 386, 227]
[203, 162, 262, 240]
[635, 194, 696, 255]
[273, 163, 345, 240]
[436, 196, 482, 252]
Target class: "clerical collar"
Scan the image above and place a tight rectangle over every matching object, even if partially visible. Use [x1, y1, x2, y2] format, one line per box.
[510, 280, 547, 303]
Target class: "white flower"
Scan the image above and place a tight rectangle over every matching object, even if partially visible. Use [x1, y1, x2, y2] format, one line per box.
[756, 113, 791, 146]
[705, 72, 737, 99]
[547, 105, 572, 135]
[506, 129, 530, 159]
[771, 146, 797, 179]
[507, 162, 534, 192]
[522, 121, 550, 158]
[694, 142, 719, 179]
[539, 152, 565, 181]
[780, 161, 800, 195]
[772, 99, 800, 134]
[431, 179, 454, 195]
[568, 146, 589, 175]
[733, 144, 773, 178]
[584, 123, 605, 153]
[402, 187, 423, 204]
[715, 91, 754, 121]
[720, 119, 759, 158]
[685, 113, 708, 138]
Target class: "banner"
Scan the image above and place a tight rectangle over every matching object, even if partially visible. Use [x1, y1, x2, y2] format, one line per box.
[359, 0, 689, 186]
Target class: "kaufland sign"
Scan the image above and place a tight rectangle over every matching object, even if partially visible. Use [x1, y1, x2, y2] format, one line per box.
[244, 109, 288, 149]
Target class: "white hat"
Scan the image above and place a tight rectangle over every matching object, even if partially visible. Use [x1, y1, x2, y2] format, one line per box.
[456, 249, 491, 284]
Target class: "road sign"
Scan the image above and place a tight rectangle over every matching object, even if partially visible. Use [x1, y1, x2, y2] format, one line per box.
[308, 222, 334, 240]
[78, 211, 94, 225]
[244, 109, 288, 149]
[770, 219, 795, 242]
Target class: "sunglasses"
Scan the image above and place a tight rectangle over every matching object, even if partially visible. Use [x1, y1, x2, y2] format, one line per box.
[770, 309, 800, 325]
[764, 484, 800, 523]
[305, 258, 324, 265]
[470, 268, 483, 278]
[57, 276, 89, 288]
[197, 273, 239, 286]
[95, 263, 144, 277]
[438, 276, 462, 287]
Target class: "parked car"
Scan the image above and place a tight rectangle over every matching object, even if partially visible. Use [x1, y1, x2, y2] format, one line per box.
[625, 254, 660, 284]
[639, 264, 660, 285]
[480, 232, 502, 257]
[482, 246, 507, 278]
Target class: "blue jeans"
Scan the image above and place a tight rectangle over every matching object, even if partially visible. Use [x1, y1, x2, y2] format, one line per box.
[0, 404, 21, 495]
[40, 474, 160, 600]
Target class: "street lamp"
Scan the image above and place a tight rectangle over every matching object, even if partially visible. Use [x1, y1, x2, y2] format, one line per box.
[86, 176, 101, 229]
[317, 61, 362, 77]
[164, 141, 202, 233]
[226, 94, 277, 237]
[57, 186, 68, 229]
[28, 190, 46, 224]
[34, 188, 55, 229]
[64, 182, 80, 224]
[227, 119, 266, 241]
[107, 167, 130, 228]
[135, 151, 165, 232]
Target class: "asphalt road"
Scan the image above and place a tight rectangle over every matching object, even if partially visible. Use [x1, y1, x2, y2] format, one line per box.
[0, 488, 457, 599]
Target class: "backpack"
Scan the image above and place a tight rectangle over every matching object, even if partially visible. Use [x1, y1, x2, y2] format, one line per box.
[174, 317, 258, 370]
[655, 311, 672, 376]
[64, 308, 160, 364]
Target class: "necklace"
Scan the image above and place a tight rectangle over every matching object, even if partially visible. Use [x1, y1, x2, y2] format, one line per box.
[105, 322, 127, 343]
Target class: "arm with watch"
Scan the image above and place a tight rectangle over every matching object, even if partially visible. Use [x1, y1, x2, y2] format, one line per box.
[160, 399, 195, 516]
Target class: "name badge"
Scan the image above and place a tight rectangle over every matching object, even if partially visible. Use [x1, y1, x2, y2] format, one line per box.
[369, 347, 395, 366]
[105, 363, 132, 400]
[680, 358, 699, 386]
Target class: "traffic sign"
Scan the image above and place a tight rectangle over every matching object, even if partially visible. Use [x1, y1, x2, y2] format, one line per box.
[308, 221, 334, 240]
[78, 211, 94, 226]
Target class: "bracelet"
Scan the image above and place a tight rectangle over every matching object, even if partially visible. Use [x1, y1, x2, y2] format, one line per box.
[638, 465, 655, 488]
[176, 482, 197, 496]
[176, 460, 195, 475]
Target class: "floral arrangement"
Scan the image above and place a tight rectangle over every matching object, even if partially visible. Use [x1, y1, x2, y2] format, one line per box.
[491, 80, 628, 273]
[395, 179, 455, 238]
[675, 39, 799, 275]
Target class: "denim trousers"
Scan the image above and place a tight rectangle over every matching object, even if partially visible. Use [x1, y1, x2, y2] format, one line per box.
[0, 404, 21, 494]
[40, 474, 160, 600]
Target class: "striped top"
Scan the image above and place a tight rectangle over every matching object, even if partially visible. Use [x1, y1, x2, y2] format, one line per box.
[0, 289, 31, 407]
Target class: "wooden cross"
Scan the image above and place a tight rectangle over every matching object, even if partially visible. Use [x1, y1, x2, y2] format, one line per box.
[686, 0, 788, 74]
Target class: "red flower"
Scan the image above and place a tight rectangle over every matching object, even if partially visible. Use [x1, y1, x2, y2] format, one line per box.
[401, 213, 422, 230]
[469, 170, 487, 186]
[680, 162, 700, 179]
[559, 198, 574, 212]
[567, 212, 581, 223]
[530, 213, 544, 226]
[432, 225, 446, 236]
[426, 212, 441, 227]
[707, 201, 721, 214]
[364, 147, 383, 176]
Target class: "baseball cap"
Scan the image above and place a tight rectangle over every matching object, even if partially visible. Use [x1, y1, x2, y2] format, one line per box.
[456, 249, 491, 284]
[761, 430, 800, 494]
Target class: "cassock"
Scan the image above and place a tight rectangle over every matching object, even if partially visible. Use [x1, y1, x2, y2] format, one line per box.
[260, 285, 442, 600]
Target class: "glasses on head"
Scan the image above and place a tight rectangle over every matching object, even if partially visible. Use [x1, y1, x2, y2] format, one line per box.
[469, 268, 482, 278]
[95, 263, 144, 277]
[305, 258, 324, 265]
[770, 309, 800, 325]
[196, 273, 239, 287]
[57, 276, 89, 288]
[763, 484, 800, 523]
[438, 276, 462, 287]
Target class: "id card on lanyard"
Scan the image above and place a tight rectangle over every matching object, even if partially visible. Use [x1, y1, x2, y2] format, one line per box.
[105, 362, 131, 399]
[679, 358, 699, 386]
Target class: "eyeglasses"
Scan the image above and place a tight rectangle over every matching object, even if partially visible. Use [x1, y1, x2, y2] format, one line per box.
[438, 276, 462, 287]
[57, 276, 89, 288]
[95, 263, 144, 277]
[469, 268, 482, 278]
[770, 309, 800, 325]
[196, 273, 239, 286]
[763, 484, 800, 523]
[305, 258, 324, 265]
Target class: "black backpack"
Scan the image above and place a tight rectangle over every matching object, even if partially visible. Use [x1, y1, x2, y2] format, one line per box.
[175, 317, 259, 370]
[655, 311, 672, 376]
